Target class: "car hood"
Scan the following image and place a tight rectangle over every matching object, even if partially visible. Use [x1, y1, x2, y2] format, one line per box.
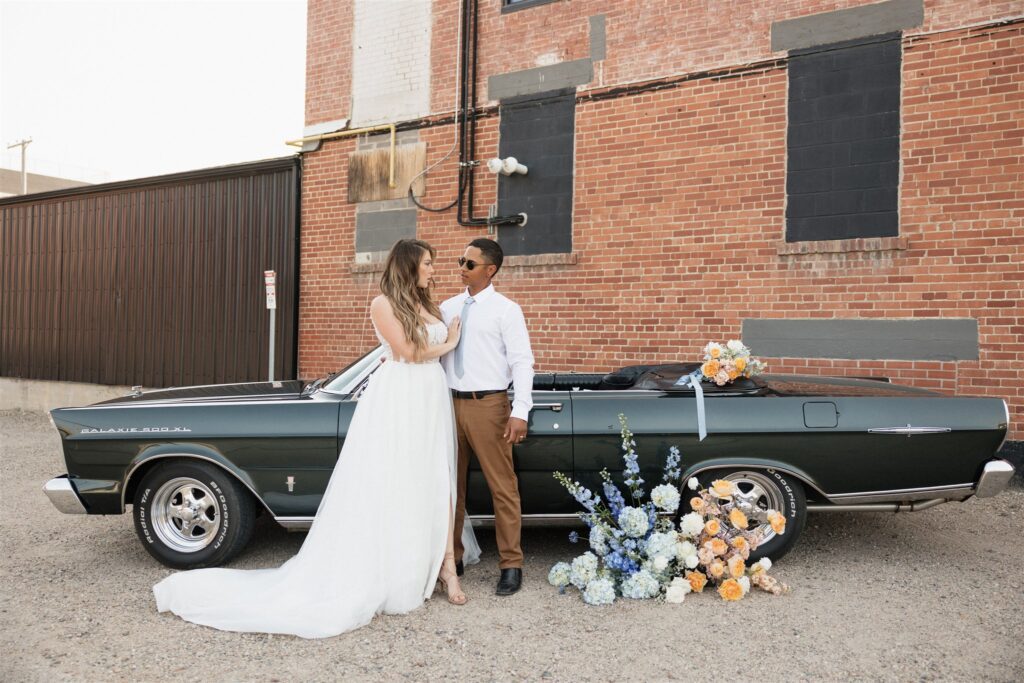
[88, 380, 307, 406]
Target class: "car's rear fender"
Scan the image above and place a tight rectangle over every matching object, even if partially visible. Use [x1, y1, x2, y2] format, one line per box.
[121, 445, 274, 516]
[680, 457, 829, 502]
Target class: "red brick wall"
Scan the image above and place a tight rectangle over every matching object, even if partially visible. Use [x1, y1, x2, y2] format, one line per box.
[300, 2, 1023, 438]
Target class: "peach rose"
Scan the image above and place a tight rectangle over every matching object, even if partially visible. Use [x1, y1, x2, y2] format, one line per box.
[702, 360, 721, 377]
[710, 480, 735, 498]
[690, 497, 705, 512]
[731, 536, 749, 552]
[709, 346, 721, 359]
[727, 367, 739, 381]
[718, 578, 744, 601]
[709, 537, 728, 556]
[686, 571, 707, 593]
[729, 508, 749, 530]
[728, 554, 746, 579]
[767, 510, 786, 535]
[708, 560, 725, 578]
[704, 519, 721, 536]
[735, 357, 747, 372]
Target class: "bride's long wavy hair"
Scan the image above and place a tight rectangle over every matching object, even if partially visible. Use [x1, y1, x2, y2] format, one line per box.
[379, 239, 442, 350]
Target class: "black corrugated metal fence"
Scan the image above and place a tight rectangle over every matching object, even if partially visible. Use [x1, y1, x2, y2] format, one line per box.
[0, 157, 300, 387]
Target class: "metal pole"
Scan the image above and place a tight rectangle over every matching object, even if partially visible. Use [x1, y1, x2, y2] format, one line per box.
[268, 308, 276, 382]
[6, 138, 32, 195]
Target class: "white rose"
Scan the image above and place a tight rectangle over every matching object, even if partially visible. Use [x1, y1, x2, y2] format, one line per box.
[687, 477, 700, 491]
[665, 577, 691, 604]
[680, 512, 704, 537]
[684, 554, 699, 569]
[758, 557, 772, 571]
[738, 576, 751, 595]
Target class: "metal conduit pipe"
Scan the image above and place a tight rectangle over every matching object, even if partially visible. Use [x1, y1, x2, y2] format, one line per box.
[806, 499, 950, 513]
[286, 124, 397, 189]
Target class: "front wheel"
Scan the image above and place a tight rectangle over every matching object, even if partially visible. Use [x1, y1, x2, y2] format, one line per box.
[133, 460, 256, 569]
[682, 468, 807, 562]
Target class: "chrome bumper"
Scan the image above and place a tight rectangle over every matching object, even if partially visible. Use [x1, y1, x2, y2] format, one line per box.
[975, 459, 1016, 498]
[43, 476, 88, 514]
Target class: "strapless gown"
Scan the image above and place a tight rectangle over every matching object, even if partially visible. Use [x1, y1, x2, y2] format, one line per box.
[153, 321, 478, 638]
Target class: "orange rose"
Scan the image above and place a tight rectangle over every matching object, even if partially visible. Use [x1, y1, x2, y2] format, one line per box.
[728, 554, 746, 579]
[709, 537, 728, 556]
[704, 519, 721, 536]
[718, 578, 744, 601]
[702, 360, 721, 377]
[727, 368, 739, 380]
[729, 508, 749, 530]
[708, 560, 725, 578]
[686, 571, 707, 593]
[709, 346, 721, 359]
[710, 480, 735, 498]
[735, 357, 747, 372]
[731, 536, 749, 552]
[767, 510, 786, 535]
[690, 497, 705, 512]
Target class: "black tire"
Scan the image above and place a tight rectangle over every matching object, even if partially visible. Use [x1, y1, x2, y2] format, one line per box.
[132, 460, 256, 569]
[681, 467, 807, 562]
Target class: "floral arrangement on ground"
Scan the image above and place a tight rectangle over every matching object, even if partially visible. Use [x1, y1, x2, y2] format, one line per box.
[700, 340, 766, 386]
[548, 414, 789, 604]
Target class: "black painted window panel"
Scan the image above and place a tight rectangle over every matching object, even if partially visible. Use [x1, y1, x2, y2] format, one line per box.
[497, 92, 574, 255]
[786, 33, 901, 242]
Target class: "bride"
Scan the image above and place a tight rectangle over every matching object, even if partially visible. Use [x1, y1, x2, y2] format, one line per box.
[154, 239, 477, 638]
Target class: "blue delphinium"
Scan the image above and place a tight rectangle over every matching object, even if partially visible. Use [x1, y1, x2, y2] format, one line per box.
[604, 551, 639, 575]
[588, 525, 610, 556]
[602, 476, 627, 517]
[582, 577, 616, 606]
[568, 530, 579, 544]
[663, 445, 682, 482]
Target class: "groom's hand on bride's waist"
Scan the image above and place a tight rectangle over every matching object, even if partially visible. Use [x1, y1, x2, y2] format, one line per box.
[504, 417, 528, 445]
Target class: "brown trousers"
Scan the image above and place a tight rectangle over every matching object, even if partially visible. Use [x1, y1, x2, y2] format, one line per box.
[452, 392, 523, 569]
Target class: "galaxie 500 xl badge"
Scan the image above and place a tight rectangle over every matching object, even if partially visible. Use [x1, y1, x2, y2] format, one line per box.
[81, 427, 192, 434]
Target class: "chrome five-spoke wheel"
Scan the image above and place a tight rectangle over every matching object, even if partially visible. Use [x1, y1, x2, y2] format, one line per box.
[151, 477, 221, 553]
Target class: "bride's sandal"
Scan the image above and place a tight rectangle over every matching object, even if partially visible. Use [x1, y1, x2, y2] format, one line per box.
[438, 562, 467, 606]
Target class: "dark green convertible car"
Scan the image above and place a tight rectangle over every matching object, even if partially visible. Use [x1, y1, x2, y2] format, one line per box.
[44, 350, 1014, 568]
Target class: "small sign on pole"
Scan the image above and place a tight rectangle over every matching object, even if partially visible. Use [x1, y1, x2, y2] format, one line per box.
[264, 270, 276, 381]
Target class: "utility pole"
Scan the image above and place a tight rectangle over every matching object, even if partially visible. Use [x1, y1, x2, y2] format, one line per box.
[7, 138, 32, 194]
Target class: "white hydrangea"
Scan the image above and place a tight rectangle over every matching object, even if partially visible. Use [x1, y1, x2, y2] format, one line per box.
[621, 569, 661, 600]
[652, 556, 669, 572]
[569, 552, 599, 589]
[618, 506, 650, 538]
[650, 484, 681, 513]
[687, 477, 700, 491]
[675, 540, 698, 564]
[645, 531, 678, 561]
[726, 339, 747, 354]
[582, 577, 616, 606]
[738, 576, 751, 595]
[679, 512, 704, 538]
[547, 562, 571, 588]
[589, 525, 610, 557]
[757, 557, 772, 571]
[665, 576, 692, 604]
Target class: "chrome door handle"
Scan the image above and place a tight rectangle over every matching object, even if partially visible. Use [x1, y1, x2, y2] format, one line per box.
[533, 403, 563, 412]
[868, 424, 951, 436]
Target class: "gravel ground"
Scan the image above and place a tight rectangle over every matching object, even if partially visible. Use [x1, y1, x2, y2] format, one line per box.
[2, 409, 1022, 682]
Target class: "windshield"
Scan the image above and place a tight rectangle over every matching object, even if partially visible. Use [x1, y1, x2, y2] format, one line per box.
[322, 346, 385, 395]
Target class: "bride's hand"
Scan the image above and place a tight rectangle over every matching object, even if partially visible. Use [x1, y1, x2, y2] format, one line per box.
[446, 316, 462, 345]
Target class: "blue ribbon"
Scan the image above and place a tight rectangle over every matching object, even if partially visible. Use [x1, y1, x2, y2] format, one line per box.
[674, 369, 707, 442]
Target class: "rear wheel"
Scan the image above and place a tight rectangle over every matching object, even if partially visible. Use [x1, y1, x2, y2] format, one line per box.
[683, 468, 806, 561]
[133, 460, 256, 569]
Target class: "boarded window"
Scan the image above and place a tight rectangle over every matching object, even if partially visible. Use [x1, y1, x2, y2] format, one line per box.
[786, 33, 901, 242]
[497, 91, 574, 255]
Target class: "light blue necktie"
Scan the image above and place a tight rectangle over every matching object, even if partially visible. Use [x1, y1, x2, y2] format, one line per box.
[453, 296, 474, 378]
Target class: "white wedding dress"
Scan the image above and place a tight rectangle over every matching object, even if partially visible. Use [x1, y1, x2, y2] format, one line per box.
[154, 321, 480, 638]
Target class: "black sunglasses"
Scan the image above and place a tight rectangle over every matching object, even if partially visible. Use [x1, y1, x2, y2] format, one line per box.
[458, 257, 492, 271]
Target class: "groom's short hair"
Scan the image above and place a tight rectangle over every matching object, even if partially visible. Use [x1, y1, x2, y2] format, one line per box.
[469, 238, 503, 274]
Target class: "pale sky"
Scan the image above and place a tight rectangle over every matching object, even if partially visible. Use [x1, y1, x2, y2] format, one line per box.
[0, 0, 306, 183]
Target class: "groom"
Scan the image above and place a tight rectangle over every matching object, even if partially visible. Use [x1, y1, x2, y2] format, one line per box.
[441, 238, 534, 596]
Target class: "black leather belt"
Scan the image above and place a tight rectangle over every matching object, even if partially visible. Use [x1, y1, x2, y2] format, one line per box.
[451, 389, 506, 400]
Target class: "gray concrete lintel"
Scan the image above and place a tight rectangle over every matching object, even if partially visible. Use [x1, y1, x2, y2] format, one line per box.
[488, 59, 593, 102]
[771, 0, 923, 52]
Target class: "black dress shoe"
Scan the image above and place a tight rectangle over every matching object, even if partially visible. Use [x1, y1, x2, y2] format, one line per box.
[455, 560, 464, 577]
[495, 568, 522, 596]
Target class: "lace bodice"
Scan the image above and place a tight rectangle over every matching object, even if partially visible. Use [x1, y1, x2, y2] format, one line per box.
[375, 321, 447, 363]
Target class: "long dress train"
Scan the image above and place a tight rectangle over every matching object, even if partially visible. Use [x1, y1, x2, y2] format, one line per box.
[153, 322, 475, 639]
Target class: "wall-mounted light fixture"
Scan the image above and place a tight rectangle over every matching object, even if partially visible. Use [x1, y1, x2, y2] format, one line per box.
[486, 156, 528, 176]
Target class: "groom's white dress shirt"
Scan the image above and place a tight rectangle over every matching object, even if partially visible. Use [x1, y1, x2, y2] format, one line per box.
[441, 284, 535, 422]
